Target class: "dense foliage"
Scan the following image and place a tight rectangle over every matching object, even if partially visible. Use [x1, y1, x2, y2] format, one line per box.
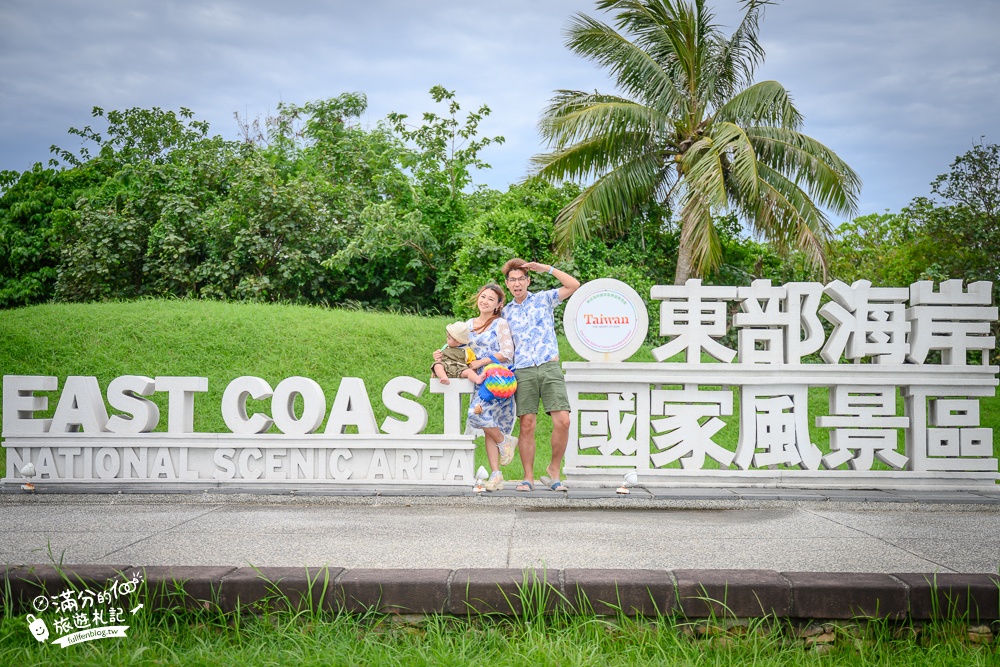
[0, 85, 994, 348]
[0, 89, 815, 327]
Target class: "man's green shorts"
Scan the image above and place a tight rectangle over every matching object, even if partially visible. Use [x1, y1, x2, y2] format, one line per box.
[513, 360, 570, 416]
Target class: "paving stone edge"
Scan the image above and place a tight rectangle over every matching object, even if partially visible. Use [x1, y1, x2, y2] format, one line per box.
[4, 565, 999, 621]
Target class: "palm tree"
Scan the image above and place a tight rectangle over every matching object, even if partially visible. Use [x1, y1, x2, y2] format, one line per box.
[531, 0, 861, 283]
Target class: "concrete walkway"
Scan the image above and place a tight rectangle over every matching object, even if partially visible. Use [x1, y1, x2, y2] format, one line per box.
[3, 487, 999, 574]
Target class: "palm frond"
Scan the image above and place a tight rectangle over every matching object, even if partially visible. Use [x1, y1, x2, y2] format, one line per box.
[681, 135, 727, 209]
[676, 120, 760, 275]
[710, 0, 769, 99]
[538, 91, 667, 151]
[552, 150, 667, 252]
[748, 126, 861, 215]
[715, 80, 802, 129]
[564, 12, 686, 111]
[532, 128, 660, 183]
[712, 121, 760, 195]
[679, 187, 724, 275]
[682, 120, 763, 212]
[597, 0, 715, 122]
[742, 161, 833, 271]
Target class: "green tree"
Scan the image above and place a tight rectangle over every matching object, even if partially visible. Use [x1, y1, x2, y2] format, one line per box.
[49, 106, 233, 301]
[710, 212, 820, 286]
[826, 211, 938, 287]
[263, 94, 439, 308]
[930, 139, 1000, 221]
[0, 165, 95, 307]
[47, 97, 420, 306]
[388, 86, 504, 257]
[906, 140, 1000, 361]
[388, 86, 504, 203]
[50, 106, 211, 171]
[331, 87, 506, 310]
[828, 141, 999, 292]
[448, 179, 683, 342]
[449, 180, 578, 316]
[531, 0, 860, 284]
[911, 139, 1000, 288]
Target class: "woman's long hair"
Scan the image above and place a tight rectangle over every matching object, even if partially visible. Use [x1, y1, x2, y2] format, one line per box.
[471, 284, 505, 334]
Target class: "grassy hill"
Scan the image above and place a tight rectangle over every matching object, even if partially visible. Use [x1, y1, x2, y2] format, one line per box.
[1, 299, 997, 479]
[0, 299, 597, 480]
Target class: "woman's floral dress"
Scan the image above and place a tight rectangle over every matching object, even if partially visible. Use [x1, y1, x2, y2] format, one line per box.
[465, 317, 516, 437]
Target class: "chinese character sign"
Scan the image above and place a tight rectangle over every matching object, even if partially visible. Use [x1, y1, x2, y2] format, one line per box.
[564, 278, 998, 482]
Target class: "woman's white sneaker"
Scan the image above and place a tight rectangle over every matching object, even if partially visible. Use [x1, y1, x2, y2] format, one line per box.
[498, 434, 517, 466]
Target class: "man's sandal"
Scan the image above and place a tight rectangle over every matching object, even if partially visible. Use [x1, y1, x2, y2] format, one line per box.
[540, 475, 568, 492]
[514, 480, 534, 492]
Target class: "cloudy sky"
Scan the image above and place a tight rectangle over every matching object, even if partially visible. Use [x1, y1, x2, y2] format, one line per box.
[2, 0, 998, 220]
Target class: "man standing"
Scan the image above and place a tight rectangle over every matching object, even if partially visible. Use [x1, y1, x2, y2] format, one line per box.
[501, 258, 580, 492]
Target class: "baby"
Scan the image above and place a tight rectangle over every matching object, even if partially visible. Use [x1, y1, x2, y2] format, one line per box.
[432, 321, 484, 386]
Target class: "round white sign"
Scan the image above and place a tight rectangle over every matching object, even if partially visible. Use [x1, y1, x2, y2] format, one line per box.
[576, 289, 638, 353]
[564, 279, 649, 362]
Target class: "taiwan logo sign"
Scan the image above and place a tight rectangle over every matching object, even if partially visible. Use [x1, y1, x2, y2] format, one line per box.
[564, 279, 649, 362]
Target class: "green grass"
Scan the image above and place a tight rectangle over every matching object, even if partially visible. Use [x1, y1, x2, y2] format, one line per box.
[1, 604, 996, 666]
[0, 299, 593, 481]
[1, 299, 997, 478]
[1, 568, 995, 666]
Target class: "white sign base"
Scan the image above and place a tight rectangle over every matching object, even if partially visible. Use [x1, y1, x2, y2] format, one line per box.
[2, 434, 475, 490]
[565, 468, 1000, 491]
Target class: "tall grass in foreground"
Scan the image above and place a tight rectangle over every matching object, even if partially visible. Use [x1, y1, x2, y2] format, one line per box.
[1, 299, 998, 478]
[2, 568, 995, 666]
[1, 605, 996, 666]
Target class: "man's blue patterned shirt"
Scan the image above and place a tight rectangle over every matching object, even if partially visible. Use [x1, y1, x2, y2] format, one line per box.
[502, 289, 562, 370]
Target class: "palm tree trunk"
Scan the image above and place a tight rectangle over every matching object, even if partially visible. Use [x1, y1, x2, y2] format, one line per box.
[674, 240, 694, 285]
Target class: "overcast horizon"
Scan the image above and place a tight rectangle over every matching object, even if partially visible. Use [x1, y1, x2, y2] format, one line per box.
[2, 0, 998, 221]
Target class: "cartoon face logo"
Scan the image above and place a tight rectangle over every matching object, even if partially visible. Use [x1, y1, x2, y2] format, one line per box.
[26, 614, 49, 642]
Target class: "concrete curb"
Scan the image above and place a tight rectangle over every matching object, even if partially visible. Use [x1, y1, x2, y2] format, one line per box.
[5, 565, 999, 621]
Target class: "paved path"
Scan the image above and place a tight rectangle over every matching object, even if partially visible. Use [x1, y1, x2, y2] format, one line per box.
[3, 487, 999, 573]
